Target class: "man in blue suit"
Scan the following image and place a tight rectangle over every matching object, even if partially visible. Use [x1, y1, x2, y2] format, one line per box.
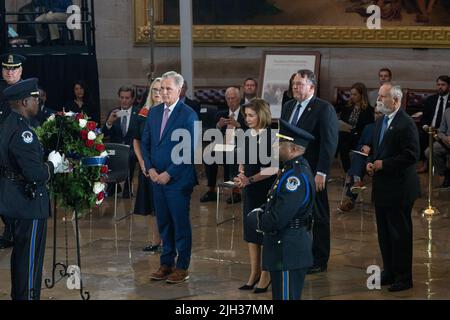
[141, 71, 198, 284]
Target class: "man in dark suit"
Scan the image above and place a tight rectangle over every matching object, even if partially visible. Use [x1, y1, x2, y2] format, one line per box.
[180, 80, 201, 117]
[281, 69, 338, 274]
[200, 86, 248, 204]
[367, 83, 420, 292]
[425, 108, 450, 189]
[240, 77, 258, 105]
[102, 86, 140, 198]
[418, 75, 450, 172]
[141, 71, 198, 284]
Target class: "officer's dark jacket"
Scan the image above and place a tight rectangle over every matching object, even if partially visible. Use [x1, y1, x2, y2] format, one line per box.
[258, 155, 315, 271]
[0, 80, 11, 125]
[0, 111, 54, 219]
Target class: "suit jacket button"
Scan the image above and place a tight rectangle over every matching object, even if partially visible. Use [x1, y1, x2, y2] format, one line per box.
[39, 193, 43, 197]
[278, 240, 282, 244]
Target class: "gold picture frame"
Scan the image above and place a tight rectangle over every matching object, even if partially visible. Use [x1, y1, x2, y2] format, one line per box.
[134, 0, 450, 48]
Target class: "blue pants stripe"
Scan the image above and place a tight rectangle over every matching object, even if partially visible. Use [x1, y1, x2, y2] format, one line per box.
[28, 220, 38, 300]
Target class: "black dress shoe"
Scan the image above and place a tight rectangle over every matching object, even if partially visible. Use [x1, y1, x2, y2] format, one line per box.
[238, 277, 260, 290]
[200, 191, 217, 203]
[380, 272, 394, 286]
[227, 193, 241, 204]
[0, 238, 14, 249]
[307, 265, 327, 275]
[388, 281, 413, 292]
[439, 177, 450, 189]
[143, 244, 161, 253]
[254, 281, 271, 294]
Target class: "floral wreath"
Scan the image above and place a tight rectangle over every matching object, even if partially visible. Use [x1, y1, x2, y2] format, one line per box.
[35, 112, 108, 216]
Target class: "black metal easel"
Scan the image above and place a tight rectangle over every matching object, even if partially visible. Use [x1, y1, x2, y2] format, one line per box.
[43, 116, 90, 300]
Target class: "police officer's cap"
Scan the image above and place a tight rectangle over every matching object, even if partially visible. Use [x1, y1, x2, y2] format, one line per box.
[1, 53, 26, 69]
[2, 78, 40, 101]
[277, 119, 315, 148]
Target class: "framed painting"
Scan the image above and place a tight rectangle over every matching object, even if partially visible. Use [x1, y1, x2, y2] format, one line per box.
[259, 51, 321, 119]
[134, 0, 450, 47]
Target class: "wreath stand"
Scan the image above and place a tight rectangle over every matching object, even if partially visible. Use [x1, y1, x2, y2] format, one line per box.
[44, 198, 90, 300]
[43, 116, 90, 300]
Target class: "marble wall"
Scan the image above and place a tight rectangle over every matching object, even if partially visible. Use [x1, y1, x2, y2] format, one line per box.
[7, 0, 450, 121]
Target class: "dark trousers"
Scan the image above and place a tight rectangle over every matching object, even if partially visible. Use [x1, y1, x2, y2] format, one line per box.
[1, 215, 14, 241]
[153, 185, 193, 270]
[312, 189, 330, 267]
[375, 204, 413, 284]
[347, 153, 367, 179]
[419, 130, 429, 161]
[270, 269, 307, 300]
[338, 132, 359, 173]
[11, 219, 47, 300]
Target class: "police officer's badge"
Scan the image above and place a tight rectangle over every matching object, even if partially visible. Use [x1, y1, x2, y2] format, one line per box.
[286, 176, 301, 192]
[21, 131, 34, 144]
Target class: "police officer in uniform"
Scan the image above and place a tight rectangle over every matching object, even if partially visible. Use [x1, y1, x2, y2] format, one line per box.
[0, 78, 63, 300]
[247, 119, 315, 300]
[0, 54, 27, 249]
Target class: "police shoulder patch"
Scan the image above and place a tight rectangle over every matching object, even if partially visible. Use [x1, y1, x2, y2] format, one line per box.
[21, 131, 34, 144]
[285, 176, 301, 192]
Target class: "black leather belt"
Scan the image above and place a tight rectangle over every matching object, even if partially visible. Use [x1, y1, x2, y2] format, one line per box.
[288, 217, 311, 229]
[0, 167, 26, 183]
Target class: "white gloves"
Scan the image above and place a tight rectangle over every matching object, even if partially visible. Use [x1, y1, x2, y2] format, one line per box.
[48, 151, 63, 173]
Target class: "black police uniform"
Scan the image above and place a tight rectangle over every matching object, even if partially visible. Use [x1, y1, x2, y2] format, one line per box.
[0, 54, 27, 249]
[248, 120, 316, 300]
[0, 79, 54, 300]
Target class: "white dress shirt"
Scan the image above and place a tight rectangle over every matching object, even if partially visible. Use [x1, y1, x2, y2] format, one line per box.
[164, 99, 179, 120]
[431, 93, 449, 128]
[289, 95, 314, 124]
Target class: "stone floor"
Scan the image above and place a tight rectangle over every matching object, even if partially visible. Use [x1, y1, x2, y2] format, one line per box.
[0, 162, 449, 300]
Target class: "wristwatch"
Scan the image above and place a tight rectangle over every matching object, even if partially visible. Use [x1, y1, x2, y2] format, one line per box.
[248, 176, 255, 185]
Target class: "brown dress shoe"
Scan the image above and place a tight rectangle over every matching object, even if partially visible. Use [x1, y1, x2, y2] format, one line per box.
[150, 265, 174, 281]
[338, 198, 354, 212]
[350, 181, 367, 194]
[166, 268, 189, 284]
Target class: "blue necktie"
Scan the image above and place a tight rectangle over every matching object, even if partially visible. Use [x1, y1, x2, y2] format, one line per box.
[290, 103, 302, 125]
[378, 116, 389, 146]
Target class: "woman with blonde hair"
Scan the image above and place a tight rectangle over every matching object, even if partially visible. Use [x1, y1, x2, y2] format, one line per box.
[133, 77, 163, 252]
[234, 98, 277, 294]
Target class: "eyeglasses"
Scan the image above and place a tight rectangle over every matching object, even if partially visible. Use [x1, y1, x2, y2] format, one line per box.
[3, 67, 20, 72]
[292, 81, 309, 88]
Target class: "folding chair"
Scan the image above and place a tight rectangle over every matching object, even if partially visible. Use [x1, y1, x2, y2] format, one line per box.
[104, 143, 133, 222]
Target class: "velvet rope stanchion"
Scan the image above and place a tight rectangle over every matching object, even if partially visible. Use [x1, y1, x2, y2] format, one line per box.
[422, 126, 440, 217]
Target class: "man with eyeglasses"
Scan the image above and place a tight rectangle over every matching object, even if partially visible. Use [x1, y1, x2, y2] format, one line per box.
[0, 54, 27, 250]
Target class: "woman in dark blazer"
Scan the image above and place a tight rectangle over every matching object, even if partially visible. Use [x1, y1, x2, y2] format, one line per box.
[234, 98, 277, 294]
[65, 80, 99, 123]
[337, 82, 374, 172]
